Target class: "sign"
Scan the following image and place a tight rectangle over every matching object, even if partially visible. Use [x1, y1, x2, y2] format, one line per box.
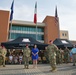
[22, 38, 30, 42]
[61, 40, 69, 44]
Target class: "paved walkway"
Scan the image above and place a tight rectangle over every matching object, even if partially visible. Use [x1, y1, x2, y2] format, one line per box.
[0, 63, 76, 75]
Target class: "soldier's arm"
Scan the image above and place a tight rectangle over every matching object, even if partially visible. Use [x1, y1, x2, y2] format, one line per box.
[54, 44, 58, 50]
[23, 49, 25, 57]
[46, 46, 50, 54]
[29, 48, 31, 53]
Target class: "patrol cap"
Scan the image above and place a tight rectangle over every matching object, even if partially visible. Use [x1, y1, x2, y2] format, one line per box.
[26, 44, 28, 46]
[49, 40, 52, 42]
[1, 45, 3, 47]
[1, 45, 5, 48]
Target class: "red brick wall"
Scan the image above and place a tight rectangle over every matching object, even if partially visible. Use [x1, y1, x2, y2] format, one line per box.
[43, 16, 59, 44]
[0, 10, 10, 43]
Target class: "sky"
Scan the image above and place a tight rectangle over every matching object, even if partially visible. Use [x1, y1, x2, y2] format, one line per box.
[0, 0, 76, 41]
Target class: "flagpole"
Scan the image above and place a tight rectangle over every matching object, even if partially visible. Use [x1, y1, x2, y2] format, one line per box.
[34, 2, 37, 40]
[9, 0, 14, 41]
[58, 18, 60, 38]
[55, 6, 60, 38]
[9, 21, 13, 41]
[36, 23, 37, 40]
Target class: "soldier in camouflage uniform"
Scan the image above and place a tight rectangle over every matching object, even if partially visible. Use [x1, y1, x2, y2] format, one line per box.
[44, 47, 49, 63]
[2, 46, 7, 67]
[64, 47, 69, 63]
[60, 48, 64, 64]
[23, 44, 31, 69]
[0, 45, 3, 66]
[56, 48, 61, 65]
[47, 40, 58, 72]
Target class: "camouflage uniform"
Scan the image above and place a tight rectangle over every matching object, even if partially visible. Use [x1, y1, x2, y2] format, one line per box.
[64, 47, 69, 63]
[0, 46, 3, 66]
[47, 44, 58, 72]
[23, 47, 31, 69]
[2, 47, 7, 67]
[60, 49, 64, 64]
[56, 49, 61, 64]
[44, 47, 49, 63]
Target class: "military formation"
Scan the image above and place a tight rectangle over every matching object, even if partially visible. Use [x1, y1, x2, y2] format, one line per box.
[0, 41, 75, 73]
[44, 40, 71, 72]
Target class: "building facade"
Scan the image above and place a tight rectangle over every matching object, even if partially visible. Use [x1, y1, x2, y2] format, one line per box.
[9, 20, 45, 43]
[60, 30, 69, 40]
[0, 10, 59, 44]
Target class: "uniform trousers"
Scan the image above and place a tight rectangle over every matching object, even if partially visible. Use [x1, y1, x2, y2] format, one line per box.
[72, 54, 76, 65]
[24, 57, 30, 68]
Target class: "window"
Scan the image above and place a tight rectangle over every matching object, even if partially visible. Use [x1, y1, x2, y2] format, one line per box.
[11, 25, 44, 32]
[9, 25, 44, 41]
[65, 33, 67, 36]
[62, 33, 64, 36]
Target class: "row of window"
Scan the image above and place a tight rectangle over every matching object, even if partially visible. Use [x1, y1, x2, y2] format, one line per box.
[11, 25, 44, 32]
[9, 25, 44, 41]
[62, 33, 67, 36]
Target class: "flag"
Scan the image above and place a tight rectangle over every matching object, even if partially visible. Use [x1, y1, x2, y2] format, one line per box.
[55, 6, 58, 18]
[10, 0, 14, 21]
[34, 2, 37, 24]
[55, 6, 58, 25]
[55, 6, 60, 38]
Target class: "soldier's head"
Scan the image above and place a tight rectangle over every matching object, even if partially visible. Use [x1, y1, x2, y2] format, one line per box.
[26, 44, 28, 48]
[65, 47, 68, 49]
[45, 47, 47, 50]
[73, 45, 76, 48]
[1, 45, 5, 48]
[49, 40, 53, 44]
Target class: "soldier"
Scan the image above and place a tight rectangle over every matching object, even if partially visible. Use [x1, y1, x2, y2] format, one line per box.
[60, 48, 64, 64]
[23, 44, 31, 69]
[64, 47, 69, 63]
[47, 40, 58, 72]
[0, 45, 3, 66]
[56, 48, 61, 65]
[2, 45, 7, 67]
[44, 47, 49, 63]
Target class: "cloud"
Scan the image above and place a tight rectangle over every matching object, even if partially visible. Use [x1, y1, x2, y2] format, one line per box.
[55, 2, 76, 40]
[0, 0, 76, 40]
[14, 5, 34, 21]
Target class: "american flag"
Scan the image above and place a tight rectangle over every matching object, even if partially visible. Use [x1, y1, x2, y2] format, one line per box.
[55, 6, 59, 26]
[55, 6, 60, 38]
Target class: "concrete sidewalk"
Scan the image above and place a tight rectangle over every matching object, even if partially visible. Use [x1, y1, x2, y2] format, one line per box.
[0, 63, 76, 75]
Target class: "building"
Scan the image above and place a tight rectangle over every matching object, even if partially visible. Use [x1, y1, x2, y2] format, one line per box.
[0, 10, 59, 44]
[60, 30, 69, 40]
[70, 40, 76, 45]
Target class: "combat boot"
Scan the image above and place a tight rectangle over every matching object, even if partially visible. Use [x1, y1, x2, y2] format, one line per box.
[73, 64, 75, 66]
[49, 67, 53, 72]
[27, 66, 29, 69]
[51, 67, 57, 72]
[24, 66, 27, 69]
[3, 63, 5, 67]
